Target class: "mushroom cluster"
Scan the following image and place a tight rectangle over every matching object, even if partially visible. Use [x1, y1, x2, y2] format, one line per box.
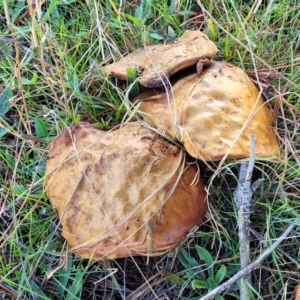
[46, 30, 279, 260]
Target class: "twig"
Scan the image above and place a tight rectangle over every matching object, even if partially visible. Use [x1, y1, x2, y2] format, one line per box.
[232, 135, 262, 299]
[0, 283, 23, 300]
[199, 219, 299, 300]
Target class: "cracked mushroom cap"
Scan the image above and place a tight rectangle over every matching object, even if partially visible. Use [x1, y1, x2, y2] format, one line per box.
[45, 122, 207, 260]
[102, 30, 218, 88]
[136, 61, 279, 161]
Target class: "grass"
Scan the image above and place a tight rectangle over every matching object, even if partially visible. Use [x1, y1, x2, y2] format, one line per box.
[0, 0, 300, 299]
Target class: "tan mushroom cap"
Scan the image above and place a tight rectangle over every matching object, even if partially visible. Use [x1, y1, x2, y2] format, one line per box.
[137, 61, 279, 161]
[45, 122, 207, 260]
[102, 30, 218, 88]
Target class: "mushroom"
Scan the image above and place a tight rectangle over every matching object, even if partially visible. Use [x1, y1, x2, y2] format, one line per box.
[45, 122, 207, 260]
[102, 30, 218, 88]
[135, 61, 279, 161]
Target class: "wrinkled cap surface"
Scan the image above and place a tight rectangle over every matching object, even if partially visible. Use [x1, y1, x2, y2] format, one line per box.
[46, 122, 207, 260]
[102, 30, 218, 88]
[137, 61, 279, 161]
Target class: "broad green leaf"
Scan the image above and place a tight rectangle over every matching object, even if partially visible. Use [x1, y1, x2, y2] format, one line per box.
[12, 184, 26, 196]
[10, 0, 26, 23]
[149, 32, 164, 40]
[178, 249, 199, 269]
[134, 6, 143, 23]
[0, 113, 14, 138]
[207, 277, 216, 287]
[0, 128, 7, 137]
[134, 0, 151, 23]
[2, 150, 15, 170]
[34, 117, 49, 138]
[0, 88, 13, 116]
[215, 265, 227, 284]
[191, 279, 209, 290]
[72, 72, 79, 91]
[168, 26, 176, 38]
[195, 245, 214, 277]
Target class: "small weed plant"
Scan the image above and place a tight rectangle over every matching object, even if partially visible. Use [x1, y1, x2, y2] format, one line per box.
[178, 246, 231, 300]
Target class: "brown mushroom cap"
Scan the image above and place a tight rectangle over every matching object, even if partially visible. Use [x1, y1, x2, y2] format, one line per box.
[137, 61, 279, 161]
[45, 122, 207, 260]
[102, 30, 218, 88]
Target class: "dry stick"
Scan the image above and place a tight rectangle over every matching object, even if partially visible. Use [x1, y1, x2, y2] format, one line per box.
[199, 219, 299, 300]
[233, 135, 259, 299]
